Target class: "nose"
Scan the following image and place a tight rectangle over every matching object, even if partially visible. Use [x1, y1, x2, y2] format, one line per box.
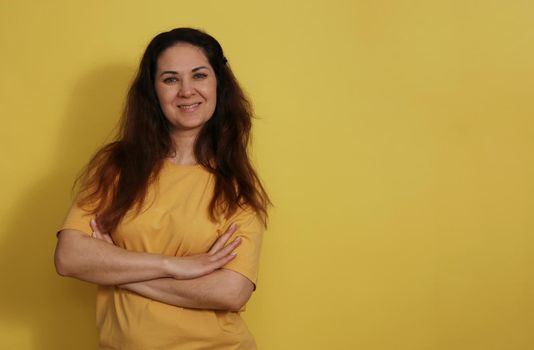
[178, 78, 194, 98]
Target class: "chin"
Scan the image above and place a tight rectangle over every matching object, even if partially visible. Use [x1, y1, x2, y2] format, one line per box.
[171, 121, 207, 133]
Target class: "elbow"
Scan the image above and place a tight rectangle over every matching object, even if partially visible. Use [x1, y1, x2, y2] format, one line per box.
[222, 299, 243, 313]
[55, 264, 70, 277]
[54, 231, 81, 277]
[54, 249, 74, 277]
[222, 284, 253, 312]
[215, 270, 255, 312]
[226, 299, 247, 313]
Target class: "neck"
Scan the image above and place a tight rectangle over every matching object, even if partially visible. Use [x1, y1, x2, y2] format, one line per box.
[169, 131, 198, 165]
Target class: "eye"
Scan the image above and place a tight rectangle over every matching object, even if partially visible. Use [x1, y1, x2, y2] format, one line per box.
[163, 77, 177, 84]
[193, 73, 208, 79]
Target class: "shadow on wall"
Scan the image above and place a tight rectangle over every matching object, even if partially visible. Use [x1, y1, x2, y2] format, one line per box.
[0, 65, 134, 349]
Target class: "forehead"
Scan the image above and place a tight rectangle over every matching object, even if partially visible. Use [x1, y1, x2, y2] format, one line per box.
[156, 43, 211, 72]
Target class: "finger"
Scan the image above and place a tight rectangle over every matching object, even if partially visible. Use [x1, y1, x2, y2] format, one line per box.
[102, 233, 114, 244]
[209, 231, 240, 257]
[211, 236, 241, 261]
[92, 230, 104, 240]
[90, 219, 101, 235]
[203, 250, 238, 274]
[208, 223, 237, 254]
[91, 222, 102, 239]
[210, 251, 238, 270]
[90, 219, 112, 243]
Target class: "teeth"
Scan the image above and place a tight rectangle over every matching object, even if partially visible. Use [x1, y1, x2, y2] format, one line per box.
[179, 103, 200, 109]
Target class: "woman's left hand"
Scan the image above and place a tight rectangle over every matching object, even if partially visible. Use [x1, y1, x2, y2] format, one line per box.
[90, 219, 115, 245]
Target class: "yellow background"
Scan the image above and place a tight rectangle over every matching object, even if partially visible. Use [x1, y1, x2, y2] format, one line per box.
[1, 1, 533, 349]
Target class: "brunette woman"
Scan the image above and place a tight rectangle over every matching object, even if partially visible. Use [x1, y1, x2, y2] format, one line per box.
[54, 27, 269, 349]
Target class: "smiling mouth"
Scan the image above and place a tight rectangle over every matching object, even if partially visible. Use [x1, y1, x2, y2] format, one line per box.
[178, 102, 201, 112]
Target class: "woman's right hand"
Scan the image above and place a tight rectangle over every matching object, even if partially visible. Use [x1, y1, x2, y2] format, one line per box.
[165, 223, 241, 280]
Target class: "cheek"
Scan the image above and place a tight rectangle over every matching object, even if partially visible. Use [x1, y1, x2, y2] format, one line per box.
[207, 90, 217, 113]
[155, 85, 175, 105]
[206, 82, 217, 106]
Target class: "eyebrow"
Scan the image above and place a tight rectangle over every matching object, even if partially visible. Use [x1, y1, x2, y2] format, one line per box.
[159, 66, 210, 77]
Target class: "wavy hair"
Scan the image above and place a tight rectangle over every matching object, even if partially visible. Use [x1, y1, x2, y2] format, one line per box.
[76, 28, 270, 233]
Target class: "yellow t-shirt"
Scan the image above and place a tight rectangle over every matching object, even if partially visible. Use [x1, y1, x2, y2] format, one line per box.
[60, 161, 264, 349]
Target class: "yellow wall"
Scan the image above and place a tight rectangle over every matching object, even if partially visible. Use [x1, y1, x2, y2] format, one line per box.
[1, 1, 533, 349]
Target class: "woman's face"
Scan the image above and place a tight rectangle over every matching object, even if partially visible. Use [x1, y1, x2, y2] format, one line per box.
[154, 43, 217, 136]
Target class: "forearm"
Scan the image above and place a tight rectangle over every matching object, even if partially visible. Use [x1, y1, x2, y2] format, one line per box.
[55, 229, 171, 285]
[121, 269, 254, 312]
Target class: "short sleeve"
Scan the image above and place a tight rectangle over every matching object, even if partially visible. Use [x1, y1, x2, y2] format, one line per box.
[58, 200, 94, 236]
[222, 208, 265, 287]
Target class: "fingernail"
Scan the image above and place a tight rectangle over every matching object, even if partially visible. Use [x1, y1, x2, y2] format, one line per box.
[230, 223, 236, 230]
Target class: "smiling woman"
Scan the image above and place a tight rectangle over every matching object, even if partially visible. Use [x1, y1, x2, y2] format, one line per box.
[155, 43, 218, 138]
[54, 28, 270, 349]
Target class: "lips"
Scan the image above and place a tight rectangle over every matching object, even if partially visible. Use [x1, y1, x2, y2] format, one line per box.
[178, 102, 201, 112]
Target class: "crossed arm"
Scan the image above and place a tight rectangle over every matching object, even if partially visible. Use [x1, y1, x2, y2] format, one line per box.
[54, 222, 254, 312]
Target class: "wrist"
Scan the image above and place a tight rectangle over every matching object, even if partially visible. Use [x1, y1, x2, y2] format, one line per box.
[160, 255, 176, 278]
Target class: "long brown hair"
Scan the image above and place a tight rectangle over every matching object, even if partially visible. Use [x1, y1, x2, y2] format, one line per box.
[76, 28, 270, 233]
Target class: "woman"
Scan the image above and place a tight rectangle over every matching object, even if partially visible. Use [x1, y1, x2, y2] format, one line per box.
[54, 27, 270, 349]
